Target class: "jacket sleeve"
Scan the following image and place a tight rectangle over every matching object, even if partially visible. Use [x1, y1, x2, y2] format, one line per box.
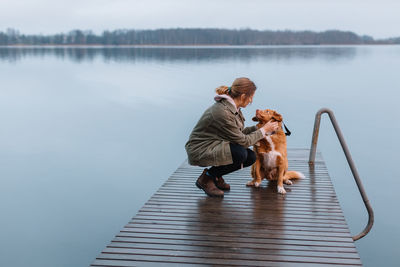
[242, 125, 258, 135]
[213, 111, 264, 147]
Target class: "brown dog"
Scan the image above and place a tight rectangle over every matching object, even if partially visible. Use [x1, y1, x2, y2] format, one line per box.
[247, 109, 304, 194]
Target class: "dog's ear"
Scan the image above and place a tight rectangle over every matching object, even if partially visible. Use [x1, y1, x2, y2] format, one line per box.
[272, 113, 283, 122]
[252, 116, 259, 122]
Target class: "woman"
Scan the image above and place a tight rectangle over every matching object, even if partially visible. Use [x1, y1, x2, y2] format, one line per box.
[185, 77, 279, 197]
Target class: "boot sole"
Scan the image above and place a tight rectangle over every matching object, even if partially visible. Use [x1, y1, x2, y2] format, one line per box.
[216, 185, 231, 191]
[195, 181, 224, 198]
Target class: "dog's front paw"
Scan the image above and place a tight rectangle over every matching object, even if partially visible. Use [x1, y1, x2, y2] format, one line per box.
[284, 179, 293, 185]
[277, 185, 286, 194]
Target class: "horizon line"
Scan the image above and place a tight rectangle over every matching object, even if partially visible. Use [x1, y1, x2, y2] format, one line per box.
[3, 27, 400, 40]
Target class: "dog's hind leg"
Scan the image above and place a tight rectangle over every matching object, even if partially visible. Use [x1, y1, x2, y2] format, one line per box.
[284, 176, 293, 185]
[283, 170, 304, 185]
[283, 171, 293, 185]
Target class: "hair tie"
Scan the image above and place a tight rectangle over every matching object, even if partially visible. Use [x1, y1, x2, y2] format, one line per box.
[228, 87, 231, 93]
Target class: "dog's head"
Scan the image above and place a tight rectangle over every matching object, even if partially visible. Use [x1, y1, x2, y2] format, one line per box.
[252, 109, 283, 123]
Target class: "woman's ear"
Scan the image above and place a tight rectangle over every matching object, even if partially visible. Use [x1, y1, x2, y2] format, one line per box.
[239, 94, 244, 104]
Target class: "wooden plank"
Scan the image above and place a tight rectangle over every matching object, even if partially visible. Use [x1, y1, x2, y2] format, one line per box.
[91, 149, 362, 266]
[112, 237, 358, 253]
[92, 258, 358, 267]
[107, 242, 361, 258]
[120, 227, 353, 243]
[98, 247, 362, 265]
[115, 232, 354, 248]
[132, 214, 348, 227]
[127, 221, 352, 235]
[94, 252, 362, 266]
[138, 208, 346, 220]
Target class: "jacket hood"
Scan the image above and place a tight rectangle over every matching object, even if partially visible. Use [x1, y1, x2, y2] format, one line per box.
[214, 94, 238, 111]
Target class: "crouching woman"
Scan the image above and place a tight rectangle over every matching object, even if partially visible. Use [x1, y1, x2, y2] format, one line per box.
[185, 77, 278, 197]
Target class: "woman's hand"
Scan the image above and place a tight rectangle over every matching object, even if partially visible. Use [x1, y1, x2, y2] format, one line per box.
[262, 121, 279, 135]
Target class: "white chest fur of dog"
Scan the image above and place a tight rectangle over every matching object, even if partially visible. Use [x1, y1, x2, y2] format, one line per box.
[262, 136, 282, 169]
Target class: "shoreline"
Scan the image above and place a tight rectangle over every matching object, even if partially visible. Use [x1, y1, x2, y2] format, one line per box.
[1, 44, 399, 48]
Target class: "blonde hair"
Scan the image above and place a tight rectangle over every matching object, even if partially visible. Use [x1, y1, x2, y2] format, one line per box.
[215, 77, 257, 99]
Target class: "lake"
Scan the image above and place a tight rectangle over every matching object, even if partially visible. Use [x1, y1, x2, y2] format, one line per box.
[0, 46, 399, 267]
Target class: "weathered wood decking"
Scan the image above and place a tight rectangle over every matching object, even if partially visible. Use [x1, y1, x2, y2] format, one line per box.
[92, 149, 362, 266]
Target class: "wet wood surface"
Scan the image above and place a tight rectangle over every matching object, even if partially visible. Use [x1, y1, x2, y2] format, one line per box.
[91, 149, 362, 266]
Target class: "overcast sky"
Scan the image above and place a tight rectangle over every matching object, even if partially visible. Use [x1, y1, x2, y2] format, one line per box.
[1, 0, 399, 38]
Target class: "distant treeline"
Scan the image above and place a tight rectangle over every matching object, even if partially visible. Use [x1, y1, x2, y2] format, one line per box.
[1, 28, 400, 45]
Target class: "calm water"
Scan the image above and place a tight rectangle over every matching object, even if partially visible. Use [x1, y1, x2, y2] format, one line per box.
[0, 46, 399, 266]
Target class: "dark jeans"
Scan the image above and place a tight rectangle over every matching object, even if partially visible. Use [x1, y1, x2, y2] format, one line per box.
[208, 143, 256, 178]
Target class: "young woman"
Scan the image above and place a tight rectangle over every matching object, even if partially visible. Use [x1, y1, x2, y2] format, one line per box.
[185, 77, 279, 197]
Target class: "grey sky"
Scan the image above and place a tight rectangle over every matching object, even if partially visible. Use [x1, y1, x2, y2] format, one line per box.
[1, 0, 399, 38]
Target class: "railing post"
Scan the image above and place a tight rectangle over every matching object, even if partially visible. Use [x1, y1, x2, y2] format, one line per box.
[308, 108, 327, 165]
[308, 108, 374, 241]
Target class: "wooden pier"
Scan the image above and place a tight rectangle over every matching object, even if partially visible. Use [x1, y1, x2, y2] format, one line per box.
[91, 149, 362, 266]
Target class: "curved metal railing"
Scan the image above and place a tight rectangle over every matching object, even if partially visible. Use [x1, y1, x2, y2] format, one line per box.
[308, 108, 374, 241]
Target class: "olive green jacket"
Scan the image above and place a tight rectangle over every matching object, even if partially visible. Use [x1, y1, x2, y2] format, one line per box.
[185, 97, 264, 167]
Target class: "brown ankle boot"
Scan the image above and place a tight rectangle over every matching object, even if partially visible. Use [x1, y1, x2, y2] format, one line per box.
[215, 176, 230, 191]
[195, 169, 224, 197]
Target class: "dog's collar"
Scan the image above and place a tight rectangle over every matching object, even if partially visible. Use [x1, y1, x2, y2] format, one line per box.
[260, 121, 291, 136]
[267, 120, 291, 136]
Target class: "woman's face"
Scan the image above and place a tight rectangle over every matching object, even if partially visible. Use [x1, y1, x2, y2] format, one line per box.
[239, 92, 254, 108]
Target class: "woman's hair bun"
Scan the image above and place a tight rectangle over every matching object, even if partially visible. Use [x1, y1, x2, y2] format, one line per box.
[215, 85, 230, 95]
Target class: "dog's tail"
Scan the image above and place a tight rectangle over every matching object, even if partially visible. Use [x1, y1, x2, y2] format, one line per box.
[284, 170, 305, 180]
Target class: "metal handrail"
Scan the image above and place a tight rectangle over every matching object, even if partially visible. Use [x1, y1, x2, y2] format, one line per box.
[308, 108, 374, 241]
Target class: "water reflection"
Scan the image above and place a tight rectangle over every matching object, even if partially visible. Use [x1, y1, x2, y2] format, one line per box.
[0, 46, 357, 63]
